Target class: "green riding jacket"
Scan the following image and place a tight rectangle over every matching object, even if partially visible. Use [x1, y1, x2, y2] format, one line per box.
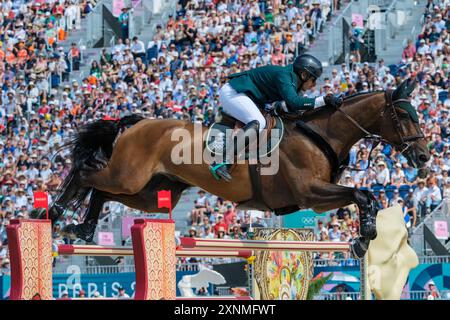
[228, 64, 317, 111]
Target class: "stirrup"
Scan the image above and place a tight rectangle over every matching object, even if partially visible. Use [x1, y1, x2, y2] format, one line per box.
[209, 163, 229, 181]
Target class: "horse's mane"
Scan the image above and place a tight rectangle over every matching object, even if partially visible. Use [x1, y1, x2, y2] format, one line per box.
[296, 91, 382, 122]
[343, 90, 383, 102]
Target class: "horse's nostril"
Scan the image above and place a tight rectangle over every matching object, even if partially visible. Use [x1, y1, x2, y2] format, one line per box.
[419, 154, 429, 163]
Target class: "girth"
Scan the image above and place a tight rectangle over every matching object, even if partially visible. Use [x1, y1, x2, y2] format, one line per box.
[296, 120, 349, 183]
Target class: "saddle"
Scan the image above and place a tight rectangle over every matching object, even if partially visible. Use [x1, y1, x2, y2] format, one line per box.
[205, 111, 294, 214]
[205, 111, 284, 160]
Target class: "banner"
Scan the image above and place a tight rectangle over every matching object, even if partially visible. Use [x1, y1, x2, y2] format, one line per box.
[282, 209, 328, 228]
[51, 270, 203, 299]
[33, 191, 48, 218]
[352, 13, 364, 28]
[121, 216, 135, 239]
[157, 190, 172, 219]
[98, 232, 115, 246]
[157, 190, 171, 209]
[434, 220, 449, 240]
[112, 0, 125, 17]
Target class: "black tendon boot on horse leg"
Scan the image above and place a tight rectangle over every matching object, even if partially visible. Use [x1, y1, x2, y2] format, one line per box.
[351, 236, 371, 259]
[355, 189, 378, 240]
[61, 189, 105, 242]
[30, 203, 66, 222]
[349, 189, 378, 259]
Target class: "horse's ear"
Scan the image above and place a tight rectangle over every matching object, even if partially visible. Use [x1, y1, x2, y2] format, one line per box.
[392, 80, 408, 100]
[405, 78, 417, 97]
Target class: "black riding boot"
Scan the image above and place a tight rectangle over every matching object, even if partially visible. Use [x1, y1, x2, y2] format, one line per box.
[210, 120, 260, 182]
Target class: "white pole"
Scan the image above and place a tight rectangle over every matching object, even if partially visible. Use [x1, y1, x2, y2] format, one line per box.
[360, 254, 372, 300]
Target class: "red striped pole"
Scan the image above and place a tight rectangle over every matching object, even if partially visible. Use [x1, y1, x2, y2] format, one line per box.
[57, 245, 254, 258]
[180, 237, 351, 252]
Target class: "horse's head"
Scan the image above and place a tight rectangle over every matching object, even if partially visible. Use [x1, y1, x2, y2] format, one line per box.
[379, 79, 430, 178]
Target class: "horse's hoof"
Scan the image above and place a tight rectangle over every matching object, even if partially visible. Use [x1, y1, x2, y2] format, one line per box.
[60, 224, 78, 240]
[61, 223, 96, 242]
[30, 208, 47, 219]
[351, 237, 370, 259]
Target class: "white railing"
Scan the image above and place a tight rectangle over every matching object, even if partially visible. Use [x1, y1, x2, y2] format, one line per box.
[418, 255, 450, 264]
[327, 1, 354, 65]
[412, 199, 448, 233]
[53, 264, 135, 274]
[377, 0, 419, 57]
[314, 258, 361, 267]
[409, 198, 449, 255]
[315, 290, 450, 300]
[129, 0, 152, 39]
[176, 263, 201, 272]
[314, 255, 450, 267]
[86, 1, 105, 47]
[53, 262, 198, 274]
[314, 291, 362, 300]
[401, 290, 450, 300]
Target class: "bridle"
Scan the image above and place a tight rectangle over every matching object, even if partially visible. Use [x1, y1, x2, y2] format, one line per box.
[383, 90, 424, 152]
[337, 90, 424, 171]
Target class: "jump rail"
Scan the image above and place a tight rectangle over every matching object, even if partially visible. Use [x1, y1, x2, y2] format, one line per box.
[58, 244, 254, 259]
[7, 219, 357, 300]
[180, 237, 351, 252]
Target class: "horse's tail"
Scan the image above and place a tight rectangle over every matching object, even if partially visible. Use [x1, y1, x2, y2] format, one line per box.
[57, 114, 145, 210]
[68, 114, 145, 167]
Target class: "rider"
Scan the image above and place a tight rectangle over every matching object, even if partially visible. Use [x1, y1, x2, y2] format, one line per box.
[210, 54, 343, 181]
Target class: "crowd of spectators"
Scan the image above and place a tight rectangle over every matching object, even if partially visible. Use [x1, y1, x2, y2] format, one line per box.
[0, 0, 350, 271]
[180, 1, 450, 256]
[0, 0, 101, 274]
[309, 1, 450, 254]
[0, 0, 449, 278]
[186, 189, 272, 236]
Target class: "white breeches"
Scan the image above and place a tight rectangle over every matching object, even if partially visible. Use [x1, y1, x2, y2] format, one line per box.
[219, 83, 266, 133]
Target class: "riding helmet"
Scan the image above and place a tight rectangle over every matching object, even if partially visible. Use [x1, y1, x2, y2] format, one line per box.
[293, 54, 323, 79]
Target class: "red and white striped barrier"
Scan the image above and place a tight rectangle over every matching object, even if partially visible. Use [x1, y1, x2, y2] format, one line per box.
[7, 219, 353, 300]
[57, 244, 254, 259]
[6, 219, 256, 300]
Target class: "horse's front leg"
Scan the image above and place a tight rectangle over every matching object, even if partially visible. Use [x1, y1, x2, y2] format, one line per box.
[299, 181, 379, 258]
[304, 181, 378, 239]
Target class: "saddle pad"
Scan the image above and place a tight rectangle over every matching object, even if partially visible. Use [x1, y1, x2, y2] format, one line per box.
[205, 117, 284, 159]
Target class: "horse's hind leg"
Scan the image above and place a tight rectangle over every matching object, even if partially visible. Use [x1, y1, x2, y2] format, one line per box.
[61, 189, 107, 242]
[62, 176, 189, 241]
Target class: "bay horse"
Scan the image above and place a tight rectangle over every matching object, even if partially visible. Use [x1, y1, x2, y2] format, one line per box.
[35, 79, 430, 258]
